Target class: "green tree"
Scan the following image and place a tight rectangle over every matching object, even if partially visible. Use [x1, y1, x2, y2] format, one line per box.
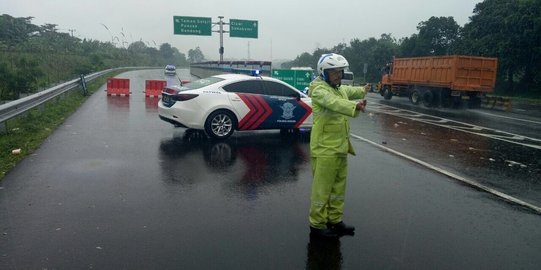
[456, 0, 541, 95]
[343, 34, 399, 83]
[281, 52, 316, 69]
[0, 60, 11, 99]
[0, 15, 39, 47]
[128, 41, 147, 53]
[400, 16, 460, 56]
[159, 43, 175, 61]
[188, 47, 205, 63]
[171, 47, 188, 67]
[0, 57, 43, 99]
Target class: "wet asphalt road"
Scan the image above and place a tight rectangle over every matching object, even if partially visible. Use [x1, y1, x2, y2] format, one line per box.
[359, 94, 541, 208]
[1, 70, 540, 269]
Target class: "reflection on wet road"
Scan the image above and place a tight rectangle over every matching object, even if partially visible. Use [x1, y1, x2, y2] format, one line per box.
[306, 236, 343, 269]
[159, 129, 311, 200]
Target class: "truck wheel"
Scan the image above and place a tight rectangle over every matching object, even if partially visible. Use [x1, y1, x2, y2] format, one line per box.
[422, 91, 434, 107]
[409, 90, 420, 105]
[204, 110, 236, 140]
[383, 86, 393, 100]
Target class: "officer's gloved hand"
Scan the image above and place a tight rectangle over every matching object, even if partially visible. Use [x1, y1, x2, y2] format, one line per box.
[356, 100, 367, 112]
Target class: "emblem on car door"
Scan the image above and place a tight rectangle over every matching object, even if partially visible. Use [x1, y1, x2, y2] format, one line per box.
[280, 102, 296, 120]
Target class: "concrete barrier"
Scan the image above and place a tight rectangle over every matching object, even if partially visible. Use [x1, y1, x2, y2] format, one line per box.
[481, 96, 512, 112]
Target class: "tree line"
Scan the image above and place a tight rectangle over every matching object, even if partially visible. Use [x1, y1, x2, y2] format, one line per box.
[0, 14, 206, 100]
[282, 0, 540, 97]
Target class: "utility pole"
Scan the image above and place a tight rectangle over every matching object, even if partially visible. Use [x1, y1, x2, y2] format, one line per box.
[213, 16, 229, 62]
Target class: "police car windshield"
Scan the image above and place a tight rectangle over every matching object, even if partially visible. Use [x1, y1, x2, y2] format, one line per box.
[180, 77, 225, 91]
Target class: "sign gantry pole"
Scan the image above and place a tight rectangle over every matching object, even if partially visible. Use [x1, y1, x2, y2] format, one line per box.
[213, 16, 229, 62]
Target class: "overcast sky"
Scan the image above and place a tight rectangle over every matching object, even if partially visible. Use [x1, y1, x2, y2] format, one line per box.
[2, 0, 482, 61]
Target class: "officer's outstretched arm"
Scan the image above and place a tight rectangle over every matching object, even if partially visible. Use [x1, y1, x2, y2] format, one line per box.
[341, 85, 366, 100]
[311, 87, 358, 117]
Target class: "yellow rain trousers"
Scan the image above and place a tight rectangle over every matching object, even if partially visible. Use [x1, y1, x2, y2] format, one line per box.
[308, 78, 366, 229]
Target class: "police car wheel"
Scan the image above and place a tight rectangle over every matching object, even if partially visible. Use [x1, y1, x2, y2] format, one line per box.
[205, 110, 236, 140]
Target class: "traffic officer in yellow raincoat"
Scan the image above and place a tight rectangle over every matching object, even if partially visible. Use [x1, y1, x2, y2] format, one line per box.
[308, 53, 367, 238]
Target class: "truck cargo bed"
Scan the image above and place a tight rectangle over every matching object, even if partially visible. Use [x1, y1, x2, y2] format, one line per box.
[390, 55, 497, 92]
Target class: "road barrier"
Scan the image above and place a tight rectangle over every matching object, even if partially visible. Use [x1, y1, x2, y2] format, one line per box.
[145, 80, 166, 97]
[481, 96, 512, 112]
[106, 78, 130, 96]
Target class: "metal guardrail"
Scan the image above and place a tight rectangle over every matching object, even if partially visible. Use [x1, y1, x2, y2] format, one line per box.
[0, 67, 147, 125]
[480, 96, 513, 112]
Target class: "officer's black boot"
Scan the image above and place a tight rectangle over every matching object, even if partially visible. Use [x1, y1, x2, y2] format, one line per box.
[328, 221, 355, 236]
[310, 226, 339, 239]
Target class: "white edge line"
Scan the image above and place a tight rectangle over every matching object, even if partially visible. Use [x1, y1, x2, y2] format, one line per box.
[371, 104, 541, 149]
[475, 110, 541, 125]
[374, 103, 541, 141]
[350, 133, 541, 215]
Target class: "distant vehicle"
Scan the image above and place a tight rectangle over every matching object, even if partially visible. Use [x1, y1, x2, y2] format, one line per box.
[341, 71, 354, 86]
[164, 65, 176, 76]
[378, 55, 498, 108]
[158, 74, 313, 139]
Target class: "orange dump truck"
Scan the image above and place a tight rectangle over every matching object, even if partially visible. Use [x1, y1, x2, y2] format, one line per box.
[378, 55, 498, 108]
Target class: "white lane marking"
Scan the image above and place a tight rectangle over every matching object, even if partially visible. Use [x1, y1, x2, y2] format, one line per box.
[350, 133, 541, 215]
[475, 110, 541, 125]
[370, 103, 541, 149]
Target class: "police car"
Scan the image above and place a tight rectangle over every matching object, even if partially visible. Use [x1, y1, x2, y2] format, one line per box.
[158, 74, 313, 139]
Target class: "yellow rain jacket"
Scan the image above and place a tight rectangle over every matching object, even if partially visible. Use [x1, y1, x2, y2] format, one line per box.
[308, 77, 366, 229]
[308, 78, 366, 157]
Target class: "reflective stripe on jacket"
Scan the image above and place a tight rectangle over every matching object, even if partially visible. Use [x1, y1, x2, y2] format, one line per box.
[308, 77, 366, 157]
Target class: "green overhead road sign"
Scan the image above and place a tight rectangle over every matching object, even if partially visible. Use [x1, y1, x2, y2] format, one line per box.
[230, 19, 258, 38]
[295, 70, 314, 89]
[174, 16, 212, 36]
[272, 69, 315, 90]
[273, 69, 295, 87]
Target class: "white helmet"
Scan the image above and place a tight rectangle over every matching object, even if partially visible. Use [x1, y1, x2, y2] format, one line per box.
[317, 53, 349, 80]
